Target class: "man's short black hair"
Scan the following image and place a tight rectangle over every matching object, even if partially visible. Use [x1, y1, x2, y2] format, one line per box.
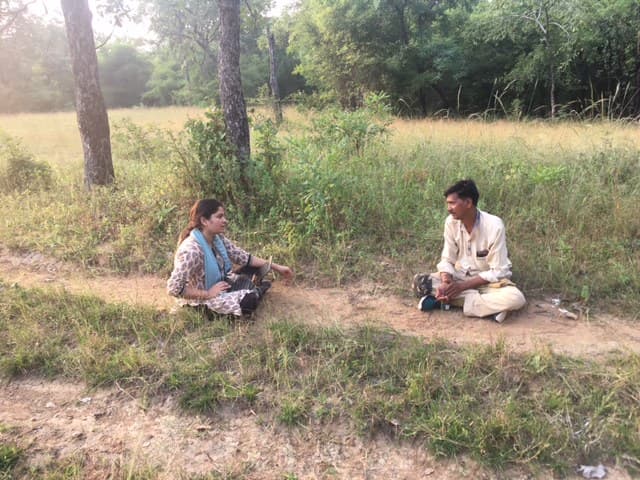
[444, 179, 479, 206]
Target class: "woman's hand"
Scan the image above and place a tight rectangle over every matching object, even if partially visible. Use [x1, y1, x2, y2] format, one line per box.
[272, 263, 294, 283]
[206, 281, 230, 298]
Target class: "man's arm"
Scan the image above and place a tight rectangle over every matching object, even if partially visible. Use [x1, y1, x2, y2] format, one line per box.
[477, 220, 512, 284]
[436, 217, 458, 277]
[436, 274, 488, 302]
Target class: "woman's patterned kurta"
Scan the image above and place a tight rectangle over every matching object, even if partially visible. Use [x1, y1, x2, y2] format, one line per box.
[167, 234, 252, 316]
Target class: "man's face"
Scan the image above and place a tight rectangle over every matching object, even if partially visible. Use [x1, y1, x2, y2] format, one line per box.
[445, 193, 473, 220]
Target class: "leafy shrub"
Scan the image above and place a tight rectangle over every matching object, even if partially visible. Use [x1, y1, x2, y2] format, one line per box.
[268, 92, 394, 251]
[0, 132, 53, 193]
[307, 91, 391, 156]
[252, 116, 283, 174]
[111, 117, 171, 163]
[248, 116, 283, 216]
[171, 109, 245, 208]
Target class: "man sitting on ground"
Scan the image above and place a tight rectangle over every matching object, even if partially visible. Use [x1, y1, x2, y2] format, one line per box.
[413, 179, 526, 323]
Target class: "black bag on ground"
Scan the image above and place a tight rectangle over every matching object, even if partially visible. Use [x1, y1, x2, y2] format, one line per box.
[227, 274, 255, 292]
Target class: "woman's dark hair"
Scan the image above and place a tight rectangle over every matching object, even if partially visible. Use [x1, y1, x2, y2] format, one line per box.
[178, 199, 223, 243]
[444, 179, 479, 206]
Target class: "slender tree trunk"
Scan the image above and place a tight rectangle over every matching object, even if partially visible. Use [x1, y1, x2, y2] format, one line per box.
[430, 83, 451, 112]
[268, 30, 283, 124]
[549, 62, 556, 119]
[393, 0, 409, 46]
[634, 30, 640, 116]
[218, 0, 251, 194]
[61, 0, 114, 188]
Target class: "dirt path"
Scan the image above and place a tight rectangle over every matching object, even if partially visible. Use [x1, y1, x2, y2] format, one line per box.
[2, 247, 639, 358]
[1, 248, 638, 479]
[1, 379, 492, 480]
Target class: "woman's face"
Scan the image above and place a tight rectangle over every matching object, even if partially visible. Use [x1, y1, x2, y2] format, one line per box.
[201, 206, 227, 237]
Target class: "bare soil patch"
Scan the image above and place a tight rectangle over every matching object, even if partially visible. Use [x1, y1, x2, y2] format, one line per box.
[1, 248, 638, 479]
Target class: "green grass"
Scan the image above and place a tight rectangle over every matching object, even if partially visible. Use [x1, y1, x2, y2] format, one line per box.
[0, 443, 22, 475]
[1, 284, 640, 476]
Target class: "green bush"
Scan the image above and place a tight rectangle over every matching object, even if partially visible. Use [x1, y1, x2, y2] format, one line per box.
[0, 132, 53, 193]
[171, 108, 244, 207]
[248, 116, 283, 217]
[269, 93, 393, 253]
[111, 117, 171, 163]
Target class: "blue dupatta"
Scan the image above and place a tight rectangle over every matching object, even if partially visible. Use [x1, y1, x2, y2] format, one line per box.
[190, 229, 232, 289]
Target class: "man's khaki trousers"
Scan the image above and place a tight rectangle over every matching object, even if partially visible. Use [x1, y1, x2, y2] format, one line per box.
[430, 272, 526, 318]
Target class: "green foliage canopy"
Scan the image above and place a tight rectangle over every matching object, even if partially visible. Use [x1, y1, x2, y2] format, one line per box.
[99, 42, 152, 108]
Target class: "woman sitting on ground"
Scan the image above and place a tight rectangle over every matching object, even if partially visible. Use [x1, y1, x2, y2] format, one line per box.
[167, 198, 294, 316]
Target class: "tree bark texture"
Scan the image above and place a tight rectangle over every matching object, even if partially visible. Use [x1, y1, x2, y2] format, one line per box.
[268, 30, 283, 124]
[218, 0, 251, 191]
[61, 0, 114, 188]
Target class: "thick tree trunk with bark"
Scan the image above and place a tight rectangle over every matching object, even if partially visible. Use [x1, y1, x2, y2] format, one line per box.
[268, 30, 283, 124]
[218, 0, 251, 193]
[61, 0, 114, 188]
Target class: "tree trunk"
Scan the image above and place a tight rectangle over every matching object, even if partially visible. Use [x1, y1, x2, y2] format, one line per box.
[268, 30, 283, 124]
[393, 1, 409, 46]
[218, 0, 251, 194]
[61, 0, 114, 188]
[635, 30, 640, 116]
[430, 83, 451, 112]
[549, 62, 556, 119]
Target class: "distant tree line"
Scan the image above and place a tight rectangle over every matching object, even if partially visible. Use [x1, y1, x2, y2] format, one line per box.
[1, 0, 639, 118]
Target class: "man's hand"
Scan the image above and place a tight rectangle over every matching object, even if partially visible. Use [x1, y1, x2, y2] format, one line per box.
[436, 272, 454, 302]
[436, 281, 465, 302]
[436, 275, 489, 303]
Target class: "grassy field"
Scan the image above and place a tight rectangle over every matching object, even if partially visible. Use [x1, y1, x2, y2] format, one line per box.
[2, 106, 639, 166]
[1, 106, 640, 477]
[1, 105, 638, 310]
[0, 107, 205, 161]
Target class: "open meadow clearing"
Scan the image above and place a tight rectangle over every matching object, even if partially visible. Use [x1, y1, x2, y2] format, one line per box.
[1, 108, 640, 478]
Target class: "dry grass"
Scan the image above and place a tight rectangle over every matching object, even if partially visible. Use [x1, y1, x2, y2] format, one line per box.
[2, 107, 639, 168]
[390, 118, 640, 155]
[0, 107, 207, 168]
